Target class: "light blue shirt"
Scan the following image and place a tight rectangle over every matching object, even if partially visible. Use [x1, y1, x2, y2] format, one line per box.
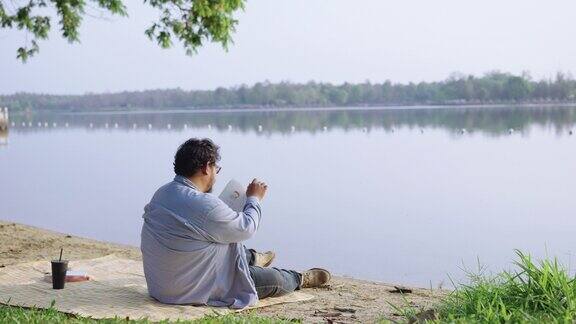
[140, 175, 262, 308]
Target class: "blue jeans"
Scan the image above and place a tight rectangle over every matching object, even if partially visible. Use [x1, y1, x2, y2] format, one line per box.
[245, 248, 302, 299]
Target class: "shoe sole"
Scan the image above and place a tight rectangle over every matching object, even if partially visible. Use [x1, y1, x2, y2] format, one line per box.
[259, 251, 276, 267]
[302, 268, 331, 287]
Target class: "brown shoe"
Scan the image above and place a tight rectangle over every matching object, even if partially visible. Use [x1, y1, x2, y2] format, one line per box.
[300, 268, 331, 288]
[254, 251, 276, 267]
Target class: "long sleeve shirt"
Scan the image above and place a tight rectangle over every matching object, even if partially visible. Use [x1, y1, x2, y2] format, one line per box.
[140, 175, 262, 308]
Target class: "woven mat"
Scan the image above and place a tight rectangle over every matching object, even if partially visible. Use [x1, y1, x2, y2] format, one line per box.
[0, 255, 314, 321]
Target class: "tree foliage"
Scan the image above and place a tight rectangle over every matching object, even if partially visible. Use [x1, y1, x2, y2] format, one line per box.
[2, 71, 576, 112]
[0, 0, 244, 61]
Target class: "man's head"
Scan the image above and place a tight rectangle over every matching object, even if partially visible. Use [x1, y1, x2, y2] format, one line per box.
[173, 138, 221, 193]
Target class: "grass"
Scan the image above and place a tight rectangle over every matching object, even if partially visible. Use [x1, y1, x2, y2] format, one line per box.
[0, 303, 299, 324]
[394, 250, 576, 323]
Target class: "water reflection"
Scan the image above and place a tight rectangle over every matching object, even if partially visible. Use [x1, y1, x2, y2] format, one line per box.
[6, 106, 576, 136]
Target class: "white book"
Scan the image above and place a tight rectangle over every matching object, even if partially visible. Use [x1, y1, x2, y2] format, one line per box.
[218, 179, 247, 212]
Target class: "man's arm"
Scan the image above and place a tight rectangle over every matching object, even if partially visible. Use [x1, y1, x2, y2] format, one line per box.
[200, 179, 268, 244]
[202, 196, 262, 244]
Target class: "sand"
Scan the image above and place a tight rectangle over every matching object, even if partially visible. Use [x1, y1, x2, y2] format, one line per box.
[0, 220, 445, 323]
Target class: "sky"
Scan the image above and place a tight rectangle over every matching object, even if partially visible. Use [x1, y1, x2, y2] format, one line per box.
[1, 0, 576, 94]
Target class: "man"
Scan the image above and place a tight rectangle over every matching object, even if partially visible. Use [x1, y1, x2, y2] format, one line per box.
[141, 138, 330, 308]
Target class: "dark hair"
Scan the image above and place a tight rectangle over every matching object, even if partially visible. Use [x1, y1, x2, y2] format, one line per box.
[173, 138, 221, 177]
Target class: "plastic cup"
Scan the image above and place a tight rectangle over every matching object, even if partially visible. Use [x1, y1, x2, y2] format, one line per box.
[51, 260, 68, 289]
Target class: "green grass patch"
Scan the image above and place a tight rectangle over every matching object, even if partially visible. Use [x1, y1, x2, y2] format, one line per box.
[396, 250, 576, 323]
[0, 303, 299, 323]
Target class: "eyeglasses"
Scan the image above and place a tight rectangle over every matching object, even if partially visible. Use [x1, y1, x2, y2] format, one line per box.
[213, 163, 222, 174]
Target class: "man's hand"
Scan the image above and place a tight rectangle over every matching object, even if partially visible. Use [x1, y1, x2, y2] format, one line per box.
[246, 178, 268, 201]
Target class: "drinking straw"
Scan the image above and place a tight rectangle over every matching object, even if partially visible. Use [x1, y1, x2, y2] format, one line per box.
[59, 248, 63, 261]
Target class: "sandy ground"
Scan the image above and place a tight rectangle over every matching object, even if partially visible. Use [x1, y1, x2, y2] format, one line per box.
[0, 220, 445, 323]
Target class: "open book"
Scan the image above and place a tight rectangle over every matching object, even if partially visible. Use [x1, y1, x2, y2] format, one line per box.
[218, 179, 247, 212]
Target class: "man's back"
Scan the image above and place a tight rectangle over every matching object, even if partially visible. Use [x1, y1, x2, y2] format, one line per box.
[141, 175, 261, 308]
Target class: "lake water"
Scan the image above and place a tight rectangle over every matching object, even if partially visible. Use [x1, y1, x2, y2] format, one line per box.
[1, 106, 575, 288]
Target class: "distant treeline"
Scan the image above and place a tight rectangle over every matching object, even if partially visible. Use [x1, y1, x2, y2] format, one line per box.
[2, 71, 576, 112]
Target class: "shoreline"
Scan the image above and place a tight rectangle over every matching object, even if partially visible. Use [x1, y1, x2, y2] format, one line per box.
[6, 101, 576, 116]
[0, 220, 444, 322]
